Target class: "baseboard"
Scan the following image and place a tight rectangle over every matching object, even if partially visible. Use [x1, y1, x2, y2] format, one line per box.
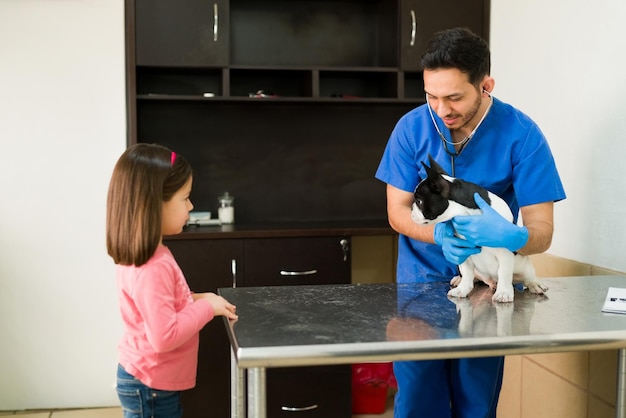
[530, 253, 624, 278]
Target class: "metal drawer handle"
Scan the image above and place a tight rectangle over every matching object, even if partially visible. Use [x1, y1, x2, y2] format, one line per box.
[213, 3, 219, 42]
[281, 404, 319, 412]
[409, 9, 416, 46]
[280, 269, 318, 276]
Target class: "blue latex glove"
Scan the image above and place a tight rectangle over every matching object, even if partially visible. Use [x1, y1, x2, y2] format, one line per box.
[451, 193, 529, 252]
[434, 221, 481, 265]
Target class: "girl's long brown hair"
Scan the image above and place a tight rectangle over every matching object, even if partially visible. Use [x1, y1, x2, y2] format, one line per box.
[106, 143, 192, 266]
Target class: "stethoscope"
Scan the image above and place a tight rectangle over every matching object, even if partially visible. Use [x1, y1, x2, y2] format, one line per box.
[426, 90, 493, 176]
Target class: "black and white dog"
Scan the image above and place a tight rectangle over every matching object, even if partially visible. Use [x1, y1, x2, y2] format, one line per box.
[410, 156, 548, 303]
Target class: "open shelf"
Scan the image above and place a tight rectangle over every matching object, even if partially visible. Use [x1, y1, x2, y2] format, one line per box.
[136, 66, 425, 103]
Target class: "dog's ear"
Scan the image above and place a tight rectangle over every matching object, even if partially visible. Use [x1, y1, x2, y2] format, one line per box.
[427, 155, 448, 176]
[421, 160, 451, 197]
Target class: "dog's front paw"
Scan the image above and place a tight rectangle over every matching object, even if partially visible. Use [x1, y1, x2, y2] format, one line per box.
[492, 286, 514, 303]
[448, 285, 472, 298]
[526, 280, 548, 295]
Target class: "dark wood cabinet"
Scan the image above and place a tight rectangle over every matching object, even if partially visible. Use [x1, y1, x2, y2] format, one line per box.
[244, 237, 350, 287]
[130, 0, 489, 105]
[126, 0, 490, 222]
[132, 0, 490, 415]
[400, 0, 489, 71]
[135, 0, 229, 67]
[267, 366, 352, 417]
[245, 237, 352, 417]
[165, 239, 243, 418]
[166, 235, 352, 417]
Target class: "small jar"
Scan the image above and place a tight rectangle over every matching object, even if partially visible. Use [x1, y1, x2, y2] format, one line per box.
[218, 192, 235, 224]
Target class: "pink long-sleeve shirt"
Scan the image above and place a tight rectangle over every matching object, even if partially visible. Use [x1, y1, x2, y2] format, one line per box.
[116, 245, 214, 391]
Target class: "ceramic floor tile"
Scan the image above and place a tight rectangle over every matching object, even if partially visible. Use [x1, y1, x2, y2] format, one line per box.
[589, 349, 618, 404]
[588, 395, 615, 418]
[51, 409, 121, 418]
[526, 351, 589, 388]
[521, 359, 587, 418]
[6, 408, 386, 418]
[498, 355, 522, 418]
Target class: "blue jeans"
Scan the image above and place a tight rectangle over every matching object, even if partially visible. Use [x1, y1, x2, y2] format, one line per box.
[116, 364, 183, 418]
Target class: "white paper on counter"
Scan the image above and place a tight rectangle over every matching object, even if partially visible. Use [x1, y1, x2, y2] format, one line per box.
[602, 287, 626, 314]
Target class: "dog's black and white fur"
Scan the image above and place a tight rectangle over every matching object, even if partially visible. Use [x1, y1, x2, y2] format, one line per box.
[410, 156, 548, 303]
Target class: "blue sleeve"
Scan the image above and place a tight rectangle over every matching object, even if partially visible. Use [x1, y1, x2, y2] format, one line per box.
[376, 116, 418, 192]
[512, 122, 566, 207]
[375, 106, 446, 193]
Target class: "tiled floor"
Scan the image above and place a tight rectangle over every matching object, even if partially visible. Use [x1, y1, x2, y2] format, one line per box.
[1, 376, 394, 418]
[0, 407, 395, 418]
[0, 399, 393, 418]
[0, 408, 121, 418]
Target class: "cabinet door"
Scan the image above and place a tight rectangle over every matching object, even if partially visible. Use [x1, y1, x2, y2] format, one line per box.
[243, 237, 352, 417]
[135, 0, 229, 67]
[268, 366, 352, 417]
[243, 237, 351, 287]
[165, 238, 244, 418]
[400, 0, 487, 71]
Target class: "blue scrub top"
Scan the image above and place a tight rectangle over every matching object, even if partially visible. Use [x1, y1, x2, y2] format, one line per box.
[375, 97, 566, 283]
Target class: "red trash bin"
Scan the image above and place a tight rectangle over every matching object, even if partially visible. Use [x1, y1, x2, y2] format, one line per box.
[351, 363, 396, 414]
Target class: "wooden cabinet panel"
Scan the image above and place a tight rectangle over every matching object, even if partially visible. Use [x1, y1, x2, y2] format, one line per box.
[267, 366, 352, 417]
[167, 236, 352, 417]
[165, 238, 243, 418]
[135, 0, 229, 67]
[400, 0, 488, 71]
[229, 0, 396, 68]
[132, 0, 491, 414]
[243, 237, 351, 287]
[244, 237, 352, 417]
[136, 101, 402, 223]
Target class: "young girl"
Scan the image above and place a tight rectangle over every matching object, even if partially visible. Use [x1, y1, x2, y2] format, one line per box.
[106, 143, 237, 418]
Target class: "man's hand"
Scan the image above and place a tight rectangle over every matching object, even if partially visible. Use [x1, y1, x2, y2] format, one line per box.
[452, 193, 529, 252]
[434, 221, 481, 265]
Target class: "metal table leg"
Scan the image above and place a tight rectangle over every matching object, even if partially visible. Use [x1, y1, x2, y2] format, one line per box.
[617, 349, 626, 418]
[247, 367, 267, 418]
[231, 349, 245, 418]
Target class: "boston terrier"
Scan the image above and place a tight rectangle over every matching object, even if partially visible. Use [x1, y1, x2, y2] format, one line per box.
[410, 156, 548, 303]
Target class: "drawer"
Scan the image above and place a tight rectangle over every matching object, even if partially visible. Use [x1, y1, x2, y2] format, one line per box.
[267, 365, 352, 418]
[243, 237, 350, 287]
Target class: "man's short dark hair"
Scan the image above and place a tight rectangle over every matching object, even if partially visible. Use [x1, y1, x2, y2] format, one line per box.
[420, 27, 491, 86]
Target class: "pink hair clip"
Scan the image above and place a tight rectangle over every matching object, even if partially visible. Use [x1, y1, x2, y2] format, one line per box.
[170, 151, 177, 166]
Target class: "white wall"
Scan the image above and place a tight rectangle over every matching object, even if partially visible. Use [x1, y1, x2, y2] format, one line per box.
[490, 0, 626, 270]
[0, 0, 126, 410]
[1, 0, 626, 411]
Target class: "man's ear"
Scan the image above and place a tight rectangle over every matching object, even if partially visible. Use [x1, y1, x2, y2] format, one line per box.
[480, 76, 495, 95]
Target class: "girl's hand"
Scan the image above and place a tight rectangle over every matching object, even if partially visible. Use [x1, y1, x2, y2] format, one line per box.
[197, 292, 238, 320]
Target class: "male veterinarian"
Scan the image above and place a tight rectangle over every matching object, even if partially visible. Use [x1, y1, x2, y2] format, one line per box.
[375, 27, 566, 418]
